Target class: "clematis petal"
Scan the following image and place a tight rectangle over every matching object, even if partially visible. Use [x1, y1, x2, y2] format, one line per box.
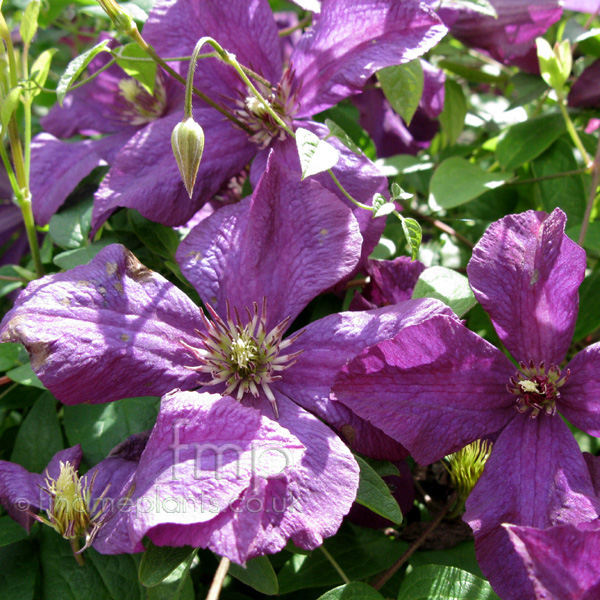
[333, 314, 515, 465]
[91, 108, 255, 230]
[276, 299, 454, 459]
[177, 150, 361, 329]
[569, 59, 600, 108]
[290, 0, 447, 116]
[0, 244, 207, 404]
[31, 131, 133, 225]
[506, 522, 600, 600]
[465, 414, 600, 600]
[127, 390, 308, 563]
[559, 342, 600, 437]
[0, 446, 82, 531]
[144, 0, 281, 97]
[467, 208, 585, 365]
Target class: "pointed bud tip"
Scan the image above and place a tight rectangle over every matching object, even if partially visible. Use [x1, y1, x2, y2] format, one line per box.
[171, 117, 205, 198]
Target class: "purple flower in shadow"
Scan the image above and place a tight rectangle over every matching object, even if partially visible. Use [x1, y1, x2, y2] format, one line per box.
[333, 208, 600, 600]
[0, 434, 148, 555]
[1, 153, 451, 562]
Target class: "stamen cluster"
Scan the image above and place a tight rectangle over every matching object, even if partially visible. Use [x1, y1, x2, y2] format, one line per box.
[182, 298, 303, 417]
[235, 69, 299, 148]
[507, 360, 570, 418]
[117, 75, 167, 125]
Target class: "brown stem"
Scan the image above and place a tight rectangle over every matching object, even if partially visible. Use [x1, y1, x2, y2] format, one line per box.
[426, 216, 474, 249]
[206, 556, 230, 600]
[371, 493, 455, 590]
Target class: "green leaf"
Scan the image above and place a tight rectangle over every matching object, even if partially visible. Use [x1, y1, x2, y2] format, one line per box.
[360, 457, 400, 478]
[29, 48, 57, 96]
[531, 138, 586, 225]
[20, 0, 40, 45]
[56, 40, 111, 106]
[53, 239, 114, 269]
[375, 155, 434, 178]
[428, 157, 511, 210]
[0, 516, 29, 547]
[574, 266, 600, 341]
[115, 42, 157, 95]
[139, 541, 197, 587]
[49, 198, 94, 250]
[439, 80, 467, 145]
[11, 392, 63, 472]
[128, 210, 180, 260]
[0, 342, 21, 371]
[229, 555, 278, 595]
[296, 127, 340, 179]
[412, 266, 476, 317]
[278, 524, 409, 594]
[317, 582, 386, 600]
[496, 113, 566, 170]
[397, 565, 499, 600]
[6, 362, 46, 389]
[378, 60, 424, 126]
[39, 528, 144, 600]
[0, 540, 38, 600]
[396, 214, 422, 261]
[0, 265, 24, 298]
[409, 540, 483, 578]
[147, 570, 194, 600]
[1, 87, 22, 129]
[325, 118, 362, 155]
[355, 455, 402, 524]
[63, 396, 159, 464]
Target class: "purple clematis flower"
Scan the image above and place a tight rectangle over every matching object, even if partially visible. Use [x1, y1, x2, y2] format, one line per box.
[569, 59, 600, 108]
[432, 0, 563, 72]
[1, 154, 451, 562]
[0, 435, 147, 555]
[84, 0, 447, 246]
[505, 521, 600, 600]
[333, 208, 600, 600]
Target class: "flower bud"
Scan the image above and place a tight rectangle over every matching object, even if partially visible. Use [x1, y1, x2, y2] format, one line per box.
[97, 0, 137, 36]
[171, 117, 205, 198]
[536, 37, 572, 94]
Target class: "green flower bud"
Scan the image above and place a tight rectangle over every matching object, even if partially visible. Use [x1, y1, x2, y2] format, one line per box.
[536, 37, 572, 94]
[97, 0, 137, 36]
[445, 439, 492, 517]
[171, 117, 205, 198]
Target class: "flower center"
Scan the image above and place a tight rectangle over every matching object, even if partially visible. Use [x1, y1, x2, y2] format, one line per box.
[117, 74, 167, 125]
[235, 68, 299, 148]
[182, 298, 303, 417]
[507, 360, 569, 418]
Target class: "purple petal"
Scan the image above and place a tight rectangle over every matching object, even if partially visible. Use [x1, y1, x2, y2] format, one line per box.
[465, 414, 600, 600]
[559, 343, 600, 437]
[31, 132, 132, 225]
[350, 257, 426, 310]
[127, 390, 309, 563]
[0, 446, 82, 531]
[276, 299, 454, 459]
[291, 0, 447, 116]
[467, 209, 585, 365]
[88, 433, 150, 554]
[177, 150, 361, 329]
[584, 452, 600, 496]
[569, 59, 600, 108]
[91, 107, 255, 230]
[563, 0, 600, 12]
[440, 0, 562, 71]
[506, 522, 600, 600]
[333, 314, 516, 465]
[144, 0, 281, 97]
[0, 244, 207, 404]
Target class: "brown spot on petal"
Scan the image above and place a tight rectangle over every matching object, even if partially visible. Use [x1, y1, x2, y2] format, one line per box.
[340, 424, 356, 445]
[124, 250, 154, 283]
[76, 280, 92, 288]
[98, 286, 107, 296]
[113, 282, 124, 294]
[106, 262, 118, 276]
[29, 341, 51, 370]
[59, 297, 71, 306]
[186, 251, 202, 261]
[121, 334, 130, 342]
[530, 269, 540, 285]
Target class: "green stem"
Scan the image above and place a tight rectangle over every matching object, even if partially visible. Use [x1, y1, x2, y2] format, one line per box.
[327, 169, 372, 211]
[578, 135, 600, 246]
[70, 538, 85, 566]
[558, 95, 592, 166]
[279, 14, 313, 37]
[320, 545, 351, 584]
[0, 131, 19, 192]
[505, 167, 590, 186]
[127, 29, 249, 131]
[18, 192, 44, 278]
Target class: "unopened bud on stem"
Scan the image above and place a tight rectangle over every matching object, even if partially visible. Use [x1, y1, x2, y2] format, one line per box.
[172, 117, 205, 198]
[97, 0, 137, 36]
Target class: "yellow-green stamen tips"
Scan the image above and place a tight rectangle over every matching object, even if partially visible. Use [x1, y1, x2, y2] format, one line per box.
[445, 439, 492, 517]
